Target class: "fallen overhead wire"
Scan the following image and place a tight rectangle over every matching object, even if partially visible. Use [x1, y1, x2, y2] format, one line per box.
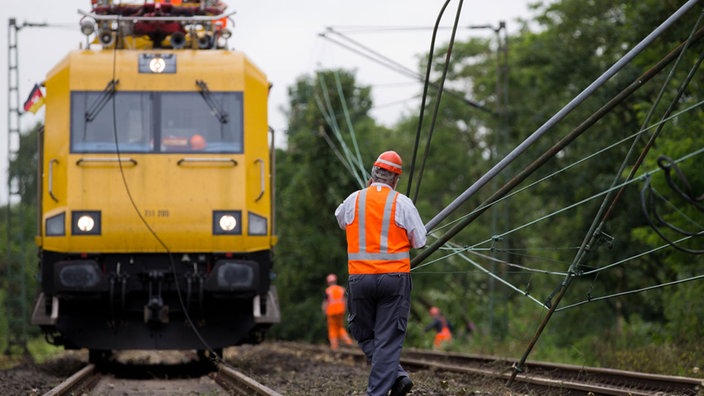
[427, 101, 704, 238]
[318, 27, 494, 114]
[557, 273, 704, 311]
[313, 75, 367, 187]
[640, 156, 704, 254]
[413, 23, 704, 267]
[414, 238, 550, 309]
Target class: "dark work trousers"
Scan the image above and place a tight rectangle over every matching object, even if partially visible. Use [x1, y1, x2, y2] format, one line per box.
[347, 273, 412, 396]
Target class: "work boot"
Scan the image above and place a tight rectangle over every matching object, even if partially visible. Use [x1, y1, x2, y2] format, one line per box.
[389, 376, 413, 396]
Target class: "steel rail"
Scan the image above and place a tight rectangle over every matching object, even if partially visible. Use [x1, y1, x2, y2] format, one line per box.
[236, 342, 703, 395]
[43, 360, 282, 396]
[213, 363, 283, 396]
[42, 364, 97, 396]
[397, 348, 703, 395]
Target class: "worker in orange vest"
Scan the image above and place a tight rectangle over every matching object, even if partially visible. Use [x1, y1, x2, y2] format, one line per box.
[335, 150, 427, 396]
[322, 273, 354, 350]
[425, 306, 453, 349]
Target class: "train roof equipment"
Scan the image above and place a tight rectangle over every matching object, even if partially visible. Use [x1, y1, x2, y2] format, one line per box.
[78, 0, 234, 50]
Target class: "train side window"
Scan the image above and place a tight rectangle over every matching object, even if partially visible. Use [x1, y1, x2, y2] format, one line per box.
[159, 92, 243, 153]
[71, 92, 154, 153]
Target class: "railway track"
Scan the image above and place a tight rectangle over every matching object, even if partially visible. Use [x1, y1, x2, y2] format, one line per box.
[292, 342, 703, 395]
[212, 363, 283, 396]
[37, 343, 704, 395]
[402, 349, 702, 395]
[42, 360, 281, 396]
[43, 364, 99, 396]
[400, 348, 703, 395]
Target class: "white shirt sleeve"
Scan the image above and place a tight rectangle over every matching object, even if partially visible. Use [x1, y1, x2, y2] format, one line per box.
[334, 191, 359, 229]
[394, 193, 427, 249]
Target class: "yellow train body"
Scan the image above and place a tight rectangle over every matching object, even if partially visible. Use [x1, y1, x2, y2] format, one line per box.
[40, 49, 274, 253]
[32, 43, 280, 353]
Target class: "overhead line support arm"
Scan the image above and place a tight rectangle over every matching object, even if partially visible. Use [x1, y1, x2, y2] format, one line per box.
[423, 0, 701, 233]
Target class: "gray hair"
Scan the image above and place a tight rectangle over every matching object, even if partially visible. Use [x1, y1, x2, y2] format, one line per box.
[371, 166, 398, 186]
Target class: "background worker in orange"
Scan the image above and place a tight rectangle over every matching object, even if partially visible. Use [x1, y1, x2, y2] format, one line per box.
[335, 150, 427, 396]
[424, 306, 453, 349]
[321, 273, 354, 350]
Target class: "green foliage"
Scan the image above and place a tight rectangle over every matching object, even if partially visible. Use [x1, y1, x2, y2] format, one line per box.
[662, 282, 704, 344]
[8, 123, 41, 206]
[0, 289, 6, 353]
[1, 0, 702, 378]
[0, 202, 40, 353]
[270, 69, 385, 342]
[268, 3, 704, 378]
[1, 123, 42, 354]
[0, 337, 64, 369]
[468, 0, 704, 364]
[573, 314, 704, 377]
[609, 342, 704, 377]
[26, 337, 63, 364]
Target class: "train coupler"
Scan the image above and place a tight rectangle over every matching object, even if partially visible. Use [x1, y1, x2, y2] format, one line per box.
[144, 270, 169, 324]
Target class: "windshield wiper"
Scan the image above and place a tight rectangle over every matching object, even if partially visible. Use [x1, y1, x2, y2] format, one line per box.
[196, 80, 229, 124]
[85, 79, 119, 122]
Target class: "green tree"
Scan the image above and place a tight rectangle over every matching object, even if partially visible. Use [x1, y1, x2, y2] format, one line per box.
[268, 0, 704, 372]
[8, 123, 41, 206]
[511, 0, 704, 355]
[271, 69, 388, 341]
[394, 0, 704, 364]
[2, 123, 42, 354]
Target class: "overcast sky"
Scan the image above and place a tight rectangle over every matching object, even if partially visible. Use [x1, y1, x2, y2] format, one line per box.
[1, 0, 535, 202]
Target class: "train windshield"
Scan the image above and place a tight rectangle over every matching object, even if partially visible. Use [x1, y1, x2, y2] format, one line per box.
[70, 91, 244, 153]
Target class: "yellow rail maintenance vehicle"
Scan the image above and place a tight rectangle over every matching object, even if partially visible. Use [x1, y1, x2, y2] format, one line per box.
[30, 0, 279, 361]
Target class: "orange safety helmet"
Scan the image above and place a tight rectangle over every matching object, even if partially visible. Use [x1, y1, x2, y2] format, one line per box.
[326, 273, 338, 284]
[374, 151, 403, 174]
[429, 306, 440, 316]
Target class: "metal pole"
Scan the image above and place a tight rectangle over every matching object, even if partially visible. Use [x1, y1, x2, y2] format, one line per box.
[5, 17, 24, 355]
[412, 24, 704, 268]
[507, 3, 704, 384]
[424, 0, 702, 232]
[5, 18, 49, 356]
[488, 21, 507, 339]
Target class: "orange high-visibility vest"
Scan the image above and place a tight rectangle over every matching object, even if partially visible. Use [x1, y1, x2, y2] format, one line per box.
[346, 185, 411, 274]
[325, 284, 347, 316]
[433, 316, 452, 348]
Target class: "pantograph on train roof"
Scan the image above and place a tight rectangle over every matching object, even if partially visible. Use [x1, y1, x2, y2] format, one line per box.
[78, 0, 234, 50]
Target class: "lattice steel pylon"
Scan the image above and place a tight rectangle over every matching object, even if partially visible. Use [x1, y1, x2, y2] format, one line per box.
[4, 17, 33, 356]
[5, 17, 29, 356]
[5, 18, 46, 356]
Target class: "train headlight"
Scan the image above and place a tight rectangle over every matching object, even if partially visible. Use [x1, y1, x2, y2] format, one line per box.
[77, 215, 95, 232]
[220, 215, 237, 231]
[71, 211, 101, 235]
[138, 53, 177, 74]
[248, 212, 268, 236]
[45, 212, 66, 236]
[80, 19, 96, 36]
[213, 210, 241, 235]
